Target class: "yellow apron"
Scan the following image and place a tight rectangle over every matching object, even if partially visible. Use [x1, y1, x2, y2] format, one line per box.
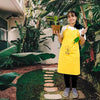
[57, 25, 80, 75]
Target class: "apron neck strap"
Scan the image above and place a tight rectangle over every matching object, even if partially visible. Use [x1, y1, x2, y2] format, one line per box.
[66, 25, 69, 29]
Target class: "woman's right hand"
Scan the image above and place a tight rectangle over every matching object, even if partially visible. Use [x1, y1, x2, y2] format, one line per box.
[53, 30, 63, 43]
[53, 30, 60, 36]
[81, 27, 88, 35]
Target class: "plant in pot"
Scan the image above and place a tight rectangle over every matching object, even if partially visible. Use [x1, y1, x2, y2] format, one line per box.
[46, 15, 64, 41]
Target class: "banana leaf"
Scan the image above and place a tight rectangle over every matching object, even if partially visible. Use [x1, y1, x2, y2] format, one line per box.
[40, 0, 51, 5]
[11, 52, 55, 65]
[0, 45, 17, 68]
[93, 63, 100, 72]
[0, 45, 55, 67]
[0, 45, 17, 58]
[52, 34, 56, 42]
[0, 72, 20, 91]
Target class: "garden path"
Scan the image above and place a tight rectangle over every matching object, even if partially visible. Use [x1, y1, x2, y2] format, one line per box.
[42, 66, 86, 100]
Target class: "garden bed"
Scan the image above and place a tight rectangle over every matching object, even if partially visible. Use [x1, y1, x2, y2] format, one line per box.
[0, 64, 46, 100]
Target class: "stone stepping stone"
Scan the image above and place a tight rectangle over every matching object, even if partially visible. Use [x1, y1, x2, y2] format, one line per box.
[42, 67, 57, 71]
[44, 87, 58, 92]
[45, 71, 54, 74]
[44, 74, 53, 77]
[44, 94, 62, 99]
[45, 80, 54, 83]
[44, 83, 55, 87]
[44, 77, 52, 79]
[74, 90, 85, 99]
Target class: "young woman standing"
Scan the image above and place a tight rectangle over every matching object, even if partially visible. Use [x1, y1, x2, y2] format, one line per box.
[54, 11, 88, 98]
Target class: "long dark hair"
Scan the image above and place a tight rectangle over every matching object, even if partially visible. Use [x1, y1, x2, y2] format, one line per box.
[67, 11, 84, 29]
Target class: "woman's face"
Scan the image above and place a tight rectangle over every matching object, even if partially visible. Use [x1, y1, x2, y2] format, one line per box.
[67, 13, 77, 24]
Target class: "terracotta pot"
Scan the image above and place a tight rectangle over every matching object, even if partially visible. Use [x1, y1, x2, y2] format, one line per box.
[51, 25, 61, 33]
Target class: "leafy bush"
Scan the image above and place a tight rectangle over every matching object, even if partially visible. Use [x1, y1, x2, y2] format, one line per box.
[0, 48, 55, 68]
[0, 45, 17, 68]
[0, 72, 20, 91]
[11, 52, 55, 66]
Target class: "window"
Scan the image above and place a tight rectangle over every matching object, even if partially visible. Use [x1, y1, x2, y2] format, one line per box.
[0, 17, 7, 41]
[0, 28, 7, 41]
[0, 17, 7, 30]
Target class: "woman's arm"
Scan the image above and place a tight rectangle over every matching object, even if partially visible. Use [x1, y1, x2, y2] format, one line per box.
[53, 31, 63, 43]
[53, 26, 65, 43]
[79, 27, 88, 46]
[79, 36, 85, 46]
[56, 32, 63, 43]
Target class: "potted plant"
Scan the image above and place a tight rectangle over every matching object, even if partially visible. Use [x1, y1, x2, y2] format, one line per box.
[46, 15, 64, 41]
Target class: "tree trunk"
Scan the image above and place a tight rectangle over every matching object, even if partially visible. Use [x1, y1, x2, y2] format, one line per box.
[36, 20, 41, 29]
[80, 1, 87, 28]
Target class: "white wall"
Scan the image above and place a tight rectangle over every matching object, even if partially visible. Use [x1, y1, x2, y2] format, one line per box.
[39, 28, 60, 64]
[7, 16, 24, 44]
[16, 0, 25, 11]
[8, 28, 20, 43]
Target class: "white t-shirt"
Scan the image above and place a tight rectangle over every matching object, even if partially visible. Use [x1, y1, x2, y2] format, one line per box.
[60, 25, 86, 40]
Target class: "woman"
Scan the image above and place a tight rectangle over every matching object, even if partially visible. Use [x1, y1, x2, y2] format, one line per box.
[54, 11, 88, 98]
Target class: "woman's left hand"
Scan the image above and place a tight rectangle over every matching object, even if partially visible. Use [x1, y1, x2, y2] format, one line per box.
[81, 27, 88, 35]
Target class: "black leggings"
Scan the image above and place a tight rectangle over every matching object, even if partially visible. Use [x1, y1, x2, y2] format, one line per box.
[64, 74, 78, 88]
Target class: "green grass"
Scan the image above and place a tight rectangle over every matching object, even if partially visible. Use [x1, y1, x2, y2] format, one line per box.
[0, 99, 9, 100]
[16, 69, 44, 100]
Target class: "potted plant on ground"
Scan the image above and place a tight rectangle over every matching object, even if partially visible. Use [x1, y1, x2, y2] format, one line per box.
[46, 15, 64, 41]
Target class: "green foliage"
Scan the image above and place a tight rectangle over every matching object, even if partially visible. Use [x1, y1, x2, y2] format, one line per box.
[20, 0, 56, 51]
[0, 45, 17, 58]
[23, 27, 40, 52]
[46, 0, 78, 16]
[40, 0, 51, 5]
[80, 41, 91, 67]
[46, 16, 64, 25]
[11, 39, 22, 53]
[12, 21, 51, 52]
[80, 41, 91, 54]
[93, 64, 100, 71]
[38, 53, 55, 60]
[0, 45, 55, 68]
[11, 21, 26, 53]
[15, 21, 26, 40]
[0, 45, 17, 68]
[25, 0, 55, 47]
[52, 34, 55, 42]
[17, 69, 44, 100]
[11, 52, 55, 65]
[0, 72, 20, 91]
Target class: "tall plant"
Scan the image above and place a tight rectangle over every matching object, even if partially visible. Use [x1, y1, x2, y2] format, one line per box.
[11, 21, 26, 53]
[21, 0, 54, 52]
